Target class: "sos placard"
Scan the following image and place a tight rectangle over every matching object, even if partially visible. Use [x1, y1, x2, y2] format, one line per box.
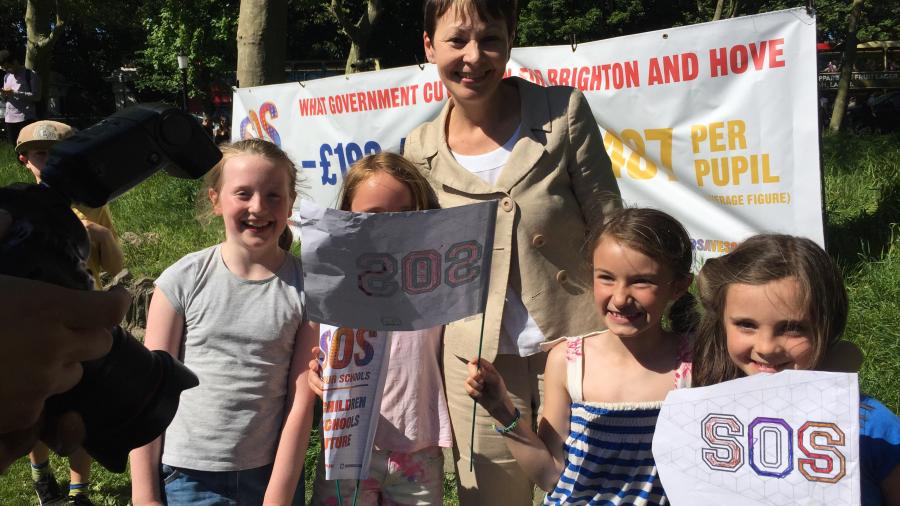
[298, 200, 496, 331]
[653, 371, 860, 505]
[317, 325, 391, 480]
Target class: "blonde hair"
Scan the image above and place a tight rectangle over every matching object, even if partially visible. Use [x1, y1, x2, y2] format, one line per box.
[691, 234, 848, 387]
[338, 152, 439, 212]
[202, 138, 300, 250]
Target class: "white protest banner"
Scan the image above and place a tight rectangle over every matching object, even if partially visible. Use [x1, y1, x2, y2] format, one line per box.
[653, 371, 860, 505]
[234, 8, 823, 263]
[298, 199, 496, 330]
[316, 324, 391, 480]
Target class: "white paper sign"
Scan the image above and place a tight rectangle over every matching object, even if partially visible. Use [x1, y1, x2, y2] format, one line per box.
[298, 200, 496, 330]
[653, 371, 860, 505]
[317, 324, 391, 480]
[235, 8, 824, 264]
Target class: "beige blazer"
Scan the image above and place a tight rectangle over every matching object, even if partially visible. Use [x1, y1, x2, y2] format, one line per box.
[404, 77, 621, 362]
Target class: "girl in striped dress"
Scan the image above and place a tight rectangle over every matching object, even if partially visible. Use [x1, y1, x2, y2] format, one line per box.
[465, 208, 695, 505]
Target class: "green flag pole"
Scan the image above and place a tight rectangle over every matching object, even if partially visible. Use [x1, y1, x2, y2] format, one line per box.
[468, 198, 497, 473]
[469, 310, 488, 472]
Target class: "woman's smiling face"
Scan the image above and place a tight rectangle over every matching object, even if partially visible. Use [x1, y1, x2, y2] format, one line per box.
[423, 6, 512, 106]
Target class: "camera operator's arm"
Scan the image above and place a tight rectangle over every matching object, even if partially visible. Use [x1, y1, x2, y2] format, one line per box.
[130, 287, 183, 506]
[264, 320, 319, 505]
[81, 219, 124, 278]
[0, 275, 129, 471]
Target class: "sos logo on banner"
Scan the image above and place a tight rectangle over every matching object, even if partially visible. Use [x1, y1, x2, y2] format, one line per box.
[240, 102, 281, 145]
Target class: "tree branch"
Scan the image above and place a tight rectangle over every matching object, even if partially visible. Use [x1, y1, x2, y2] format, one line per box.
[331, 0, 360, 43]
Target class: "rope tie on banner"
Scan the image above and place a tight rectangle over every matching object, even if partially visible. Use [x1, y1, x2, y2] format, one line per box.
[414, 54, 426, 71]
[570, 34, 578, 52]
[806, 0, 815, 16]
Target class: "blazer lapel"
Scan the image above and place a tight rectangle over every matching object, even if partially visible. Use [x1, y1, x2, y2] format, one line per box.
[421, 101, 496, 195]
[496, 78, 552, 192]
[418, 77, 552, 195]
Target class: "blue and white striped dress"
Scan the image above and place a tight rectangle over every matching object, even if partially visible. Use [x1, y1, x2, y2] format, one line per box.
[542, 332, 691, 506]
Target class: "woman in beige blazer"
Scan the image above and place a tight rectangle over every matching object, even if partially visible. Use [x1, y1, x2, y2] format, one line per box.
[403, 0, 621, 503]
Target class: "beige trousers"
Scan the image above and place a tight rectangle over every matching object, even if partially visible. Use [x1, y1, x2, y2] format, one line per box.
[443, 351, 547, 506]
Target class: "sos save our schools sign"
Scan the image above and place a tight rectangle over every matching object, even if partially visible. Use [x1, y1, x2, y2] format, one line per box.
[653, 371, 860, 506]
[298, 200, 496, 331]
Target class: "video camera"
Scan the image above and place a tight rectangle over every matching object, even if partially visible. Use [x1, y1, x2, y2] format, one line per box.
[0, 104, 221, 472]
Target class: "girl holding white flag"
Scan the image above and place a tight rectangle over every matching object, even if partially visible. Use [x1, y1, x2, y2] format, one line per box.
[308, 152, 453, 506]
[465, 208, 695, 505]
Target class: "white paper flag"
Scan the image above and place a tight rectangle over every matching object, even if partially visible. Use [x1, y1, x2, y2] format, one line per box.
[298, 200, 496, 331]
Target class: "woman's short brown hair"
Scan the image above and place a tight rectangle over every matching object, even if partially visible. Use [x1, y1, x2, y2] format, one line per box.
[423, 0, 518, 41]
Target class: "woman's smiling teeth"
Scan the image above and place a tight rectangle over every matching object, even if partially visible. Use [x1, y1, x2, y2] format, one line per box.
[459, 70, 488, 81]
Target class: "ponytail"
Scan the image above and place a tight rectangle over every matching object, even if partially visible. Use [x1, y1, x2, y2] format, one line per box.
[278, 226, 294, 251]
[668, 292, 699, 335]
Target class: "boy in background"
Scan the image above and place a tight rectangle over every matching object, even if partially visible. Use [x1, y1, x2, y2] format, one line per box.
[16, 120, 124, 505]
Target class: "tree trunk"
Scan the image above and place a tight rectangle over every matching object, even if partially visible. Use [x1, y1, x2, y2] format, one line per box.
[236, 0, 287, 88]
[829, 0, 864, 133]
[331, 0, 383, 74]
[712, 0, 724, 21]
[24, 0, 63, 115]
[345, 43, 362, 75]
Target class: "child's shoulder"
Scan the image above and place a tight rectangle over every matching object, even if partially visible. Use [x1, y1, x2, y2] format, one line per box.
[860, 394, 900, 439]
[159, 244, 220, 281]
[541, 331, 606, 363]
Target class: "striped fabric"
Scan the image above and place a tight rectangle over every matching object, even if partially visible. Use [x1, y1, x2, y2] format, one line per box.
[542, 333, 690, 506]
[542, 401, 667, 505]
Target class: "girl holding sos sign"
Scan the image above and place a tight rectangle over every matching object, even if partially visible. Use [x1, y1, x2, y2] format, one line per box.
[307, 152, 453, 505]
[691, 234, 900, 505]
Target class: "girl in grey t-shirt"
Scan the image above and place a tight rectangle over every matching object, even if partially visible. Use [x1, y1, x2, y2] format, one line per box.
[130, 139, 317, 505]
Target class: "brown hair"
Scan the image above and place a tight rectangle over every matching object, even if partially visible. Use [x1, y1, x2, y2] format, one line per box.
[202, 138, 300, 250]
[587, 207, 696, 333]
[338, 152, 440, 212]
[691, 234, 848, 387]
[423, 0, 518, 41]
[587, 208, 692, 278]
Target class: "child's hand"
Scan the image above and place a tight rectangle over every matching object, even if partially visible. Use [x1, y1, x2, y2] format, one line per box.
[307, 347, 325, 398]
[465, 358, 516, 422]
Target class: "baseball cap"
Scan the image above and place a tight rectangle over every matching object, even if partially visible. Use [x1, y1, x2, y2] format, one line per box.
[16, 120, 76, 154]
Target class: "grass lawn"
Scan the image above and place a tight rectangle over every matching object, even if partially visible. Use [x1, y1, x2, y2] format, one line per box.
[0, 133, 897, 504]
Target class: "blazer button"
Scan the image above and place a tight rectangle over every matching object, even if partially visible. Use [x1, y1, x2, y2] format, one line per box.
[501, 197, 513, 212]
[556, 270, 568, 284]
[532, 234, 546, 248]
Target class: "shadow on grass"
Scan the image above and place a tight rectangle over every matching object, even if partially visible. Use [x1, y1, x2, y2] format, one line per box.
[822, 132, 900, 176]
[826, 178, 900, 270]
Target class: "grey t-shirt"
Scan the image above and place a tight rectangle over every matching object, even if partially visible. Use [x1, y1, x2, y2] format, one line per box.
[156, 244, 306, 471]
